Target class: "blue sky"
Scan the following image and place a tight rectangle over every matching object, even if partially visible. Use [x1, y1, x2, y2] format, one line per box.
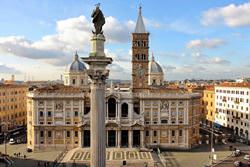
[0, 0, 249, 81]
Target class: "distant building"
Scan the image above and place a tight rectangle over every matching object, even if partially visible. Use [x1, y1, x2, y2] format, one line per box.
[0, 84, 28, 132]
[27, 6, 201, 151]
[215, 82, 250, 140]
[203, 86, 215, 124]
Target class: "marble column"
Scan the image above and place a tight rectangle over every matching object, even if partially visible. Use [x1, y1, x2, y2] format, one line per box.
[117, 130, 121, 148]
[82, 33, 112, 167]
[129, 130, 133, 148]
[140, 130, 145, 148]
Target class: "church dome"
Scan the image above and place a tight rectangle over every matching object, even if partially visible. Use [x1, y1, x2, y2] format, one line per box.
[67, 52, 86, 72]
[149, 56, 163, 74]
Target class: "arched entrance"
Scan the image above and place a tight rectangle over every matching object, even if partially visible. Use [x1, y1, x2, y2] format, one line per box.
[107, 130, 116, 147]
[108, 98, 116, 117]
[121, 130, 128, 147]
[132, 130, 140, 147]
[83, 130, 90, 147]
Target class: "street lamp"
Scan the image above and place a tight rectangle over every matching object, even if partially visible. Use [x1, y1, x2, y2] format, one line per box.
[210, 110, 218, 165]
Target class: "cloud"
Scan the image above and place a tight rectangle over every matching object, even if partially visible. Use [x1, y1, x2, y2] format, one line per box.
[162, 65, 176, 72]
[104, 17, 134, 43]
[209, 57, 230, 65]
[0, 64, 22, 74]
[191, 51, 230, 65]
[0, 15, 134, 67]
[187, 38, 225, 49]
[201, 2, 250, 27]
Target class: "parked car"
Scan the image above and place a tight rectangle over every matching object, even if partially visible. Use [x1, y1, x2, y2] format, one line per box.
[244, 154, 250, 161]
[9, 138, 15, 145]
[26, 148, 32, 152]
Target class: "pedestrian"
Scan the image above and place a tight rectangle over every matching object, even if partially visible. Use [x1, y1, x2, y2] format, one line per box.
[24, 154, 26, 159]
[38, 161, 41, 167]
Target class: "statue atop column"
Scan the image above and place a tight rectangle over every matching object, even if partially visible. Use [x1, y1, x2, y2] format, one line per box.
[91, 3, 105, 34]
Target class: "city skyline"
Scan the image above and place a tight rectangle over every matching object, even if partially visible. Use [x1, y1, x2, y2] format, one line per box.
[0, 0, 250, 81]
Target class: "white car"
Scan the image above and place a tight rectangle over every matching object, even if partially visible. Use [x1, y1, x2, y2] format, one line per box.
[244, 154, 250, 161]
[9, 138, 15, 145]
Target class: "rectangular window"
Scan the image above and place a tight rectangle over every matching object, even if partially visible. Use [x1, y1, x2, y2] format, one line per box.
[48, 111, 52, 117]
[146, 131, 149, 137]
[75, 131, 78, 137]
[48, 131, 52, 138]
[39, 111, 43, 117]
[179, 130, 182, 136]
[40, 131, 44, 137]
[66, 131, 70, 138]
[153, 131, 157, 137]
[74, 111, 78, 117]
[172, 130, 175, 137]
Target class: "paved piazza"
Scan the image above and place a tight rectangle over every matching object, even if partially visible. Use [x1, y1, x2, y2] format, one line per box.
[62, 148, 155, 166]
[1, 143, 250, 167]
[69, 150, 152, 161]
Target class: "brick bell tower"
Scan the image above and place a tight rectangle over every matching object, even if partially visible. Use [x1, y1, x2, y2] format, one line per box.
[132, 6, 149, 92]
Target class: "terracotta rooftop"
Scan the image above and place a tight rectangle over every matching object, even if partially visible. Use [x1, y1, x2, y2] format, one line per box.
[0, 84, 27, 89]
[218, 82, 250, 88]
[32, 85, 83, 93]
[204, 85, 215, 91]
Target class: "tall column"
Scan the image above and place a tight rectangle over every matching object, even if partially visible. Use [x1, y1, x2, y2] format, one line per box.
[117, 130, 121, 148]
[90, 81, 106, 166]
[82, 34, 112, 167]
[140, 130, 145, 148]
[82, 6, 112, 167]
[129, 130, 133, 148]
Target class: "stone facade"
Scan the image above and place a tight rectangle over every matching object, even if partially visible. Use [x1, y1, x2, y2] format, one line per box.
[27, 85, 201, 151]
[0, 84, 27, 131]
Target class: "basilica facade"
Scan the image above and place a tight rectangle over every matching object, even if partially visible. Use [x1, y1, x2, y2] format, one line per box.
[27, 7, 201, 151]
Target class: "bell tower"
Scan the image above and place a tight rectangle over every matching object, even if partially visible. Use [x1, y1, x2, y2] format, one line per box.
[132, 6, 149, 92]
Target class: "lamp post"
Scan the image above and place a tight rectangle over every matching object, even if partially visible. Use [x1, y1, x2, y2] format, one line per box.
[210, 120, 214, 165]
[210, 110, 218, 165]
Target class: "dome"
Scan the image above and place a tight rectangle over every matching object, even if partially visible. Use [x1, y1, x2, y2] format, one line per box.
[67, 52, 86, 72]
[149, 56, 163, 74]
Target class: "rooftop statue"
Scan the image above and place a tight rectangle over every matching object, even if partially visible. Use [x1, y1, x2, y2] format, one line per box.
[91, 3, 105, 35]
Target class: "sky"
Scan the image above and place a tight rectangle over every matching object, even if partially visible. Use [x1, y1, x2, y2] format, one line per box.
[0, 0, 250, 81]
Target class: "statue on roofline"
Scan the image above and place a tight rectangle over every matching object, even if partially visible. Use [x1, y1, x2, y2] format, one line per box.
[91, 3, 105, 35]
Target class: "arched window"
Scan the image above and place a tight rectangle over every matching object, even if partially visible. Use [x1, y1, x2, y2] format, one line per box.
[108, 98, 116, 117]
[121, 103, 128, 117]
